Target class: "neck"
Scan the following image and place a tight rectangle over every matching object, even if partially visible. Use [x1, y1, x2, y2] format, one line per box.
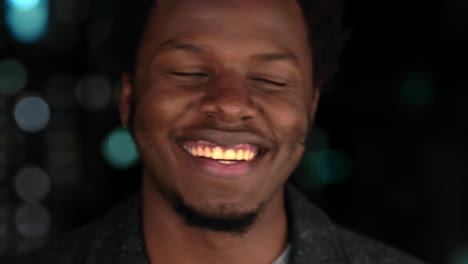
[141, 176, 288, 264]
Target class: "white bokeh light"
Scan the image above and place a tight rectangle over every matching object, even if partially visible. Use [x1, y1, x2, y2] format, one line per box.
[75, 75, 112, 111]
[15, 166, 51, 203]
[15, 203, 50, 238]
[14, 96, 51, 133]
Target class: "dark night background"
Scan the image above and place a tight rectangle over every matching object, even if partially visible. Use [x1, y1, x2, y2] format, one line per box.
[0, 0, 467, 263]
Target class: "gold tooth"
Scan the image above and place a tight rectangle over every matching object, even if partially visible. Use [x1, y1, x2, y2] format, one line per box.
[236, 149, 244, 160]
[204, 147, 212, 158]
[224, 149, 236, 160]
[212, 147, 223, 160]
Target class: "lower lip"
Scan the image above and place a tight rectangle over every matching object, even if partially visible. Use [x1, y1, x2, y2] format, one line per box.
[178, 147, 263, 178]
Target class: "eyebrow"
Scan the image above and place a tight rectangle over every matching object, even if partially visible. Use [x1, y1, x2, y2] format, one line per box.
[160, 39, 206, 53]
[159, 39, 300, 66]
[250, 52, 300, 66]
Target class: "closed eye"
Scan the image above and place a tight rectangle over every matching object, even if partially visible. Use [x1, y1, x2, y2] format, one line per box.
[252, 78, 287, 87]
[171, 72, 208, 77]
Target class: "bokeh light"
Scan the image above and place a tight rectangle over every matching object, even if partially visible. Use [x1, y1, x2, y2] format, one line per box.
[14, 167, 50, 203]
[296, 149, 352, 190]
[102, 127, 139, 169]
[0, 59, 27, 96]
[449, 246, 468, 264]
[14, 96, 50, 133]
[15, 204, 50, 238]
[314, 150, 351, 184]
[5, 0, 49, 43]
[7, 0, 41, 10]
[400, 72, 435, 109]
[16, 238, 46, 255]
[75, 75, 112, 111]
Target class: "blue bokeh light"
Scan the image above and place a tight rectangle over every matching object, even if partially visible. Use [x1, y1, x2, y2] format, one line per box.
[5, 0, 49, 43]
[7, 0, 41, 10]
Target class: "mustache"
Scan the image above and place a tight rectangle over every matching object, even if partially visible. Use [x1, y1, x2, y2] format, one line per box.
[187, 119, 265, 135]
[170, 119, 277, 150]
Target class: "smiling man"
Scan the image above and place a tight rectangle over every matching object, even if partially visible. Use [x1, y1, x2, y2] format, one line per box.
[11, 0, 425, 264]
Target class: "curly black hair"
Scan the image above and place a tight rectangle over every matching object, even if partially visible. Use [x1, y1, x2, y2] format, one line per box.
[110, 0, 349, 89]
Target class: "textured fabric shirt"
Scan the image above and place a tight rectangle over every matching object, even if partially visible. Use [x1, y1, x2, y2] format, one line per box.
[10, 184, 427, 264]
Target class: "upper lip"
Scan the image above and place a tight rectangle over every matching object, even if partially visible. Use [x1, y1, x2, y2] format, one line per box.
[173, 129, 272, 150]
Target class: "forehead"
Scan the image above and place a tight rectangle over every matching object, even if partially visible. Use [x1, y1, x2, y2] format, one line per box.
[136, 0, 311, 69]
[154, 0, 301, 17]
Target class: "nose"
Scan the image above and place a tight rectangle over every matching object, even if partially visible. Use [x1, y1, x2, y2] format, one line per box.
[199, 74, 256, 123]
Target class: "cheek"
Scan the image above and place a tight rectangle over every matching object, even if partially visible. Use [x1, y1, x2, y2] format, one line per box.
[259, 95, 310, 145]
[134, 85, 197, 131]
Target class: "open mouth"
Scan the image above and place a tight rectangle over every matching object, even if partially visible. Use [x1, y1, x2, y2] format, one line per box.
[179, 140, 267, 177]
[182, 140, 263, 164]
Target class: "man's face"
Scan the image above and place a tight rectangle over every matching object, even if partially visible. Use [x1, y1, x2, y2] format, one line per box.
[121, 0, 318, 231]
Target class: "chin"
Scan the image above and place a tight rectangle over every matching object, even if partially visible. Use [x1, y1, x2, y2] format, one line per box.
[172, 190, 266, 235]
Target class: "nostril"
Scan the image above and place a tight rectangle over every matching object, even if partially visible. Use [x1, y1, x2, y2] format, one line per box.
[201, 103, 254, 123]
[204, 112, 218, 119]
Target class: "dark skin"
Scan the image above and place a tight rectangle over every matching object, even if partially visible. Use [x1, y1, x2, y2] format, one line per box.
[119, 0, 319, 263]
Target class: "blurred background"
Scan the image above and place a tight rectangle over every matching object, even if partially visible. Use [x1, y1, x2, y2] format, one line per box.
[0, 0, 467, 263]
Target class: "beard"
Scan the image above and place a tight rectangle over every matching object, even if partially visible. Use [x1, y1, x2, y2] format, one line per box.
[151, 178, 265, 235]
[172, 192, 264, 235]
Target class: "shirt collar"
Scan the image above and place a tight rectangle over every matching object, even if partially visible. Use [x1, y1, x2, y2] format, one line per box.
[86, 183, 346, 264]
[285, 183, 347, 264]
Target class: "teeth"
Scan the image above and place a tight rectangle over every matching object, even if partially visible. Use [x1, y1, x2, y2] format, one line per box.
[212, 147, 224, 160]
[197, 146, 204, 156]
[236, 149, 244, 160]
[204, 147, 212, 157]
[224, 149, 236, 160]
[184, 143, 258, 161]
[243, 151, 250, 160]
[219, 160, 237, 164]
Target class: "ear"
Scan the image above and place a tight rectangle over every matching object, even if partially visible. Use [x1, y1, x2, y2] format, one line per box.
[119, 73, 134, 128]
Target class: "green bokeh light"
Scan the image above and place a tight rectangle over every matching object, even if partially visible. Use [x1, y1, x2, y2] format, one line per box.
[101, 127, 139, 169]
[295, 149, 352, 190]
[0, 59, 27, 96]
[400, 72, 435, 108]
[450, 247, 468, 264]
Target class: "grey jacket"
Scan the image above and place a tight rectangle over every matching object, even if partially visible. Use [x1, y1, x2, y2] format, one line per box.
[11, 184, 426, 264]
